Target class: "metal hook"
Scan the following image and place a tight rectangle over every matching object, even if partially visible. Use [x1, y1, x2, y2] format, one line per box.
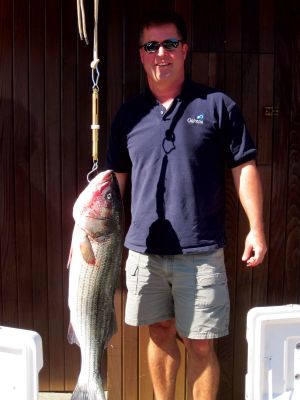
[87, 160, 99, 183]
[91, 63, 100, 90]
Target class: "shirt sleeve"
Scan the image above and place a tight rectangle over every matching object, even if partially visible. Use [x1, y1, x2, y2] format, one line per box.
[224, 103, 257, 168]
[106, 106, 132, 172]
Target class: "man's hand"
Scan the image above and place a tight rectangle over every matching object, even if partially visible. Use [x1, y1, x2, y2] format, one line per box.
[242, 229, 267, 267]
[232, 161, 267, 268]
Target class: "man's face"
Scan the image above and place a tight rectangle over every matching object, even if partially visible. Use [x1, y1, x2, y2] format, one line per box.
[139, 23, 188, 87]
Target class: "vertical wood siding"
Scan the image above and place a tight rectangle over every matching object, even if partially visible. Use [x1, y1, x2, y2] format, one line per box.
[0, 0, 299, 398]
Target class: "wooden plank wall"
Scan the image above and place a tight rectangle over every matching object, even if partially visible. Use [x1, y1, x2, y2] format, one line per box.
[0, 0, 299, 399]
[108, 0, 300, 399]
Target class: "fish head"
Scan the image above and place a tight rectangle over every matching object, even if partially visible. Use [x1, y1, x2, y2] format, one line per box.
[73, 170, 123, 240]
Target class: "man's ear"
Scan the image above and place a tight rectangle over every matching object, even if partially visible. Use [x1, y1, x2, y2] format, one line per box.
[182, 43, 189, 60]
[139, 48, 145, 64]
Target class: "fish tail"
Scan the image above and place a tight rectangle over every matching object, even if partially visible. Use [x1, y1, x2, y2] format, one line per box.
[67, 322, 80, 346]
[71, 381, 106, 400]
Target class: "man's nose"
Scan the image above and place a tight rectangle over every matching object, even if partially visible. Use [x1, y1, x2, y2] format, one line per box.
[157, 44, 167, 56]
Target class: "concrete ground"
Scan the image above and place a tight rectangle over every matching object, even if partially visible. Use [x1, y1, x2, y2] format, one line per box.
[39, 394, 72, 400]
[39, 392, 108, 399]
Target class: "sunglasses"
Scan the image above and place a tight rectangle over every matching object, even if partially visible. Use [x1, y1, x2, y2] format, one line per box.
[139, 38, 183, 53]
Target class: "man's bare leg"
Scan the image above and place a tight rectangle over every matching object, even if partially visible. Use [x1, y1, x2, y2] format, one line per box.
[148, 320, 180, 400]
[183, 338, 219, 400]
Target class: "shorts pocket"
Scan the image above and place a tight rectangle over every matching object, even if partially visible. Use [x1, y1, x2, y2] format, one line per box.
[195, 272, 229, 308]
[125, 254, 139, 294]
[197, 272, 227, 287]
[125, 259, 138, 275]
[125, 252, 152, 295]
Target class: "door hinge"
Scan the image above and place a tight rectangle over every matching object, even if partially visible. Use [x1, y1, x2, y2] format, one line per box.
[264, 106, 279, 117]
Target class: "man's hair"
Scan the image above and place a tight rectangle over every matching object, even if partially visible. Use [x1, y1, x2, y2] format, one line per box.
[139, 10, 188, 44]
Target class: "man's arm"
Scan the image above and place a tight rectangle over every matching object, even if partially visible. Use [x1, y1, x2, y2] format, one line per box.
[115, 172, 129, 199]
[231, 160, 267, 267]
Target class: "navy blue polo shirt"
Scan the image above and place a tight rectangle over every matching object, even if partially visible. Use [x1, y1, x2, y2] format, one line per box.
[107, 79, 256, 255]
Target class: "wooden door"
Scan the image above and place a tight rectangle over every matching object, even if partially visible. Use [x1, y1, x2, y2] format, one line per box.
[106, 1, 300, 399]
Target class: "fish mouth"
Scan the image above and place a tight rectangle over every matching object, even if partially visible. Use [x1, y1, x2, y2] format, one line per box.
[98, 169, 114, 183]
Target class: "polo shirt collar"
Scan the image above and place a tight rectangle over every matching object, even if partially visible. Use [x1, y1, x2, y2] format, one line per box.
[142, 77, 195, 104]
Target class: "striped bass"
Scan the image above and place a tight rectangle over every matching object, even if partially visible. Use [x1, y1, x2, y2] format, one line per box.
[67, 170, 123, 400]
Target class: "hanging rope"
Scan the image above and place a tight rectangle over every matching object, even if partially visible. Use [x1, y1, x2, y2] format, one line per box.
[77, 0, 89, 44]
[77, 0, 101, 182]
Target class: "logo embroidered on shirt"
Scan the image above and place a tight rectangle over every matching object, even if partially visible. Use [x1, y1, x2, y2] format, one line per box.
[187, 114, 204, 124]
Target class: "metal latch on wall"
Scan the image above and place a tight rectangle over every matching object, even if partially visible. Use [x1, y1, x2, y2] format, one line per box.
[264, 106, 280, 117]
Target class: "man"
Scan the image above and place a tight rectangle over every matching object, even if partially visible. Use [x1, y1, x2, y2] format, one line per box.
[107, 10, 267, 400]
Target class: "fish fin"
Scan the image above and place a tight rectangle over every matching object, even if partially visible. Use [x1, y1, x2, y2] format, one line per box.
[105, 310, 117, 347]
[110, 311, 117, 336]
[80, 234, 96, 265]
[67, 323, 80, 346]
[71, 380, 106, 400]
[67, 246, 73, 269]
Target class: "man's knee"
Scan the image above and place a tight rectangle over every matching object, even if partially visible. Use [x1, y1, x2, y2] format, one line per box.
[183, 338, 216, 359]
[149, 320, 177, 346]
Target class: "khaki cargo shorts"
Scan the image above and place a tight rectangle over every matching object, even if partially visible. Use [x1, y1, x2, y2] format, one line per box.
[125, 248, 230, 339]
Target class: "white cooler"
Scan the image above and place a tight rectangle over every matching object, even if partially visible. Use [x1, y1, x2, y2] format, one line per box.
[246, 304, 300, 400]
[0, 326, 43, 400]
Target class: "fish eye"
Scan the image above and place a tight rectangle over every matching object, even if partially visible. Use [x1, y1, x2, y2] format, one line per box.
[105, 192, 112, 201]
